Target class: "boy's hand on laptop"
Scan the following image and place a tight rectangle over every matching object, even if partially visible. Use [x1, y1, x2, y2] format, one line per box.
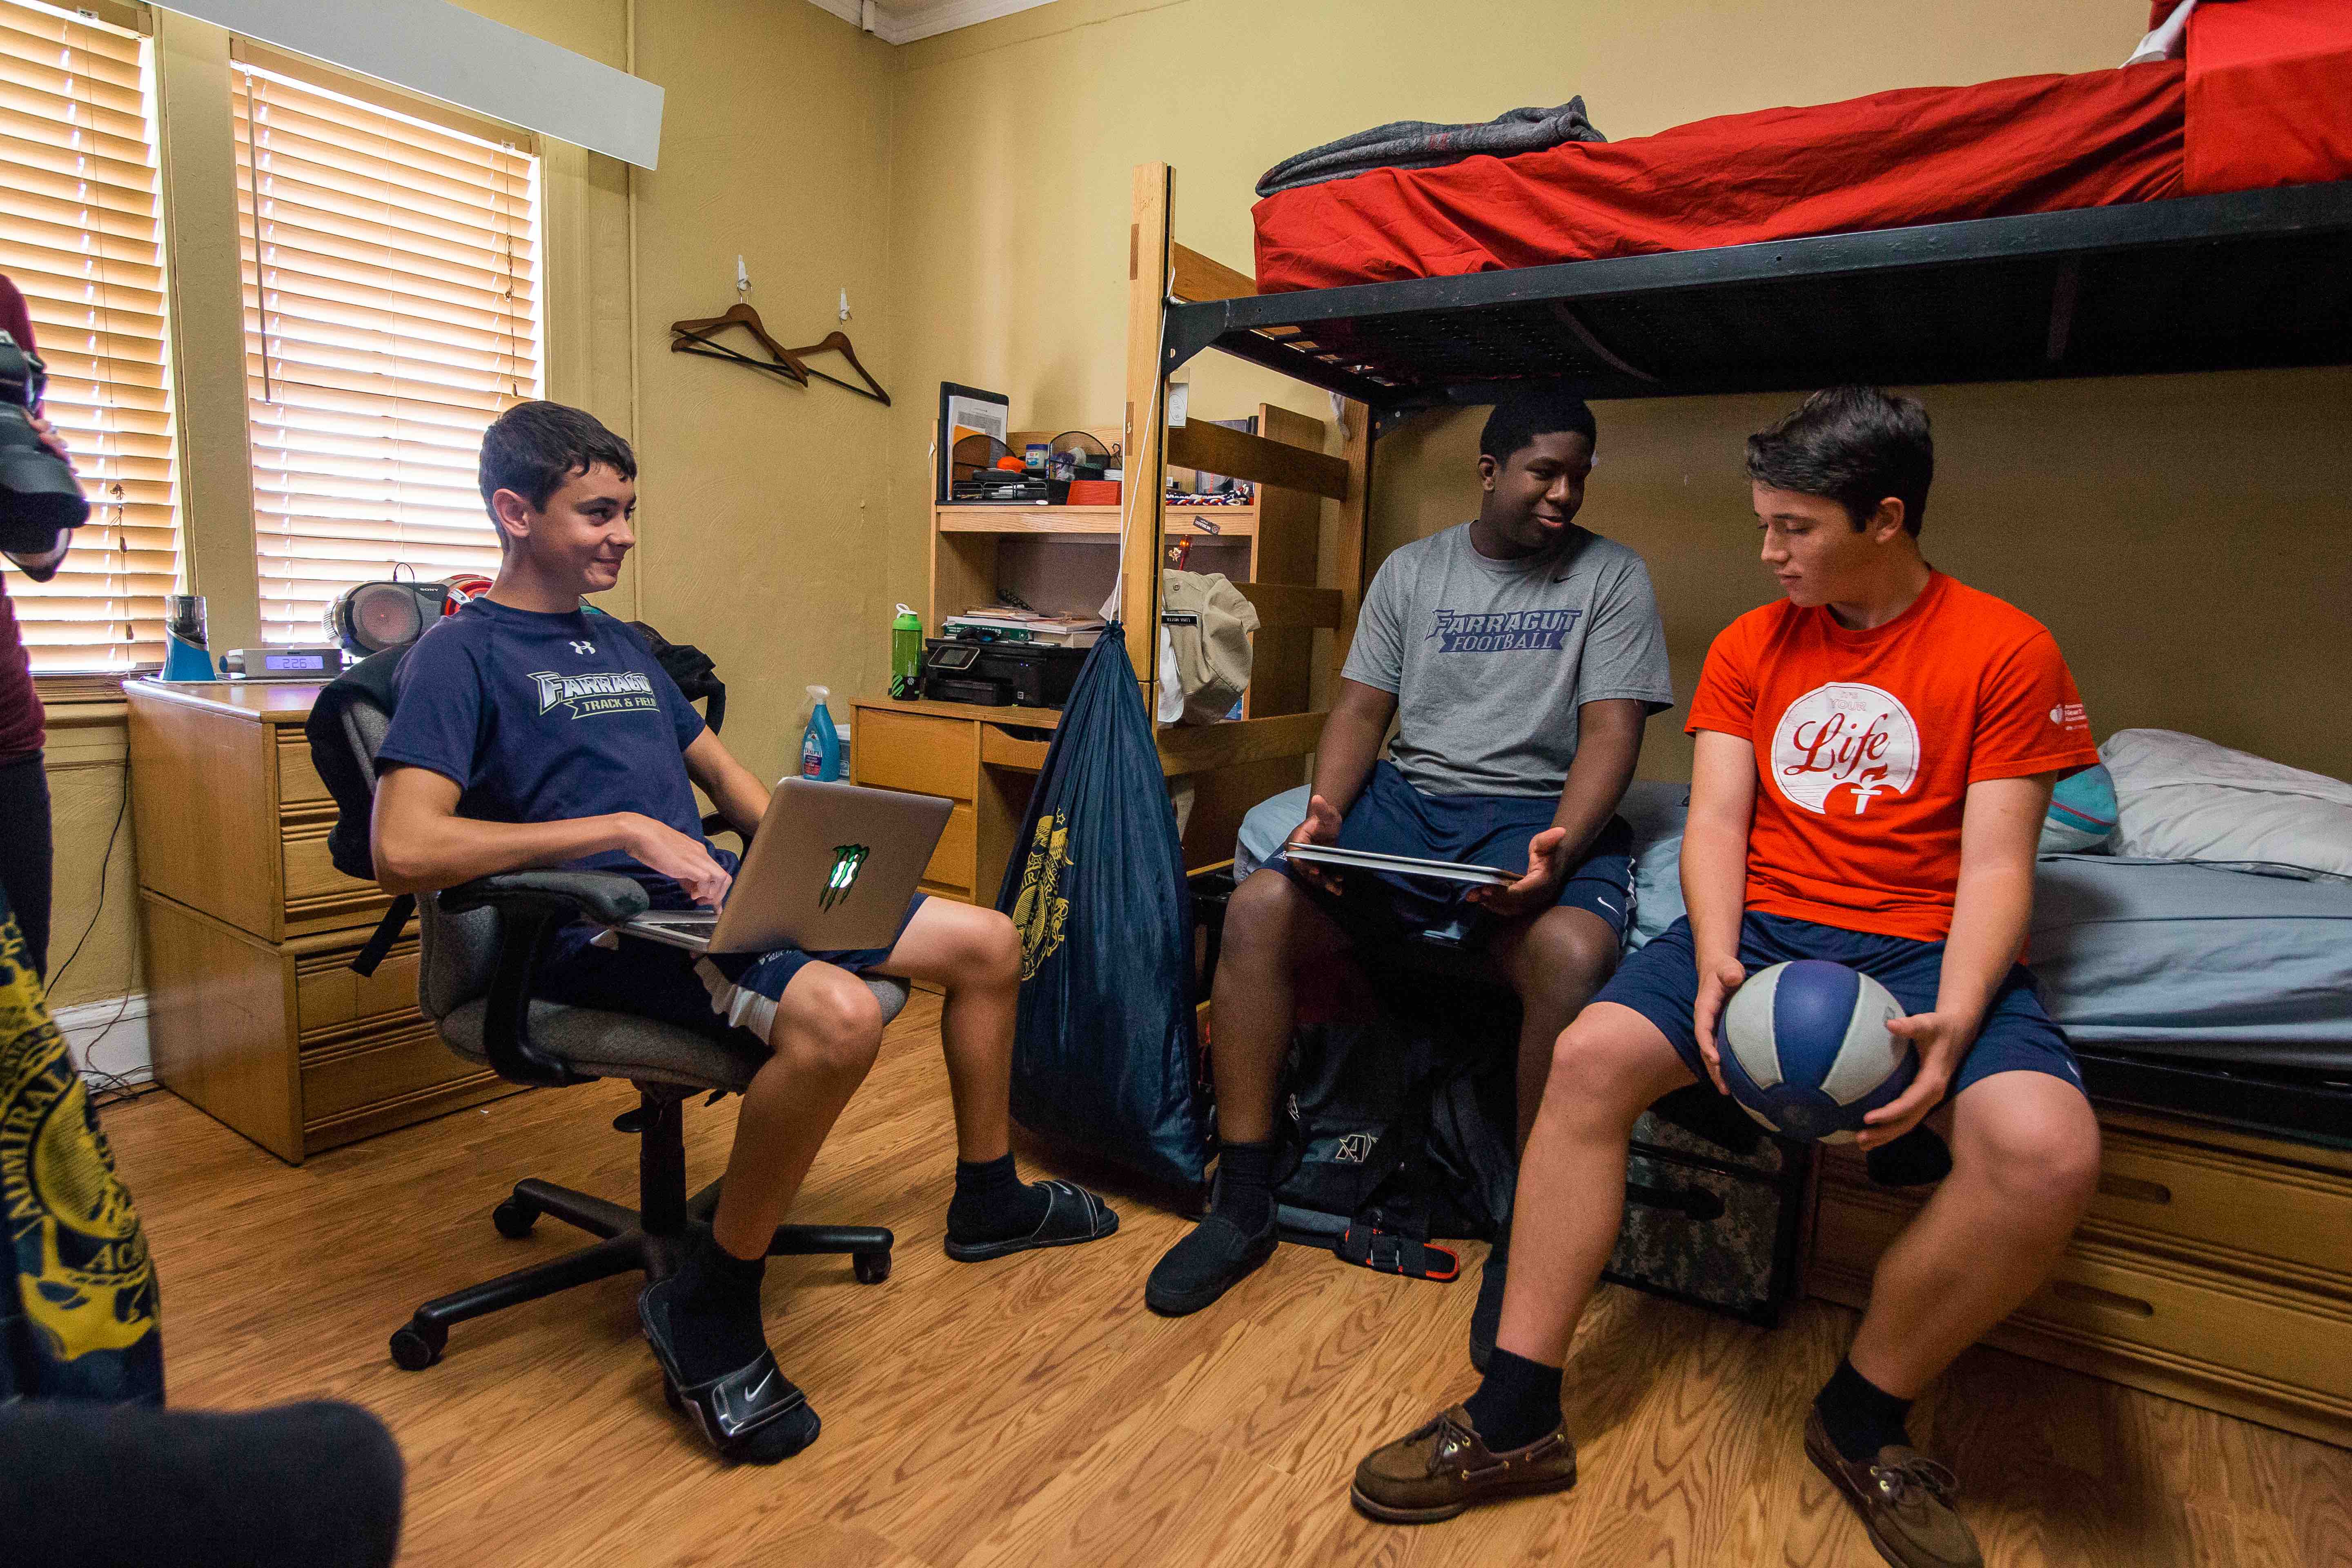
[1691, 956, 1746, 1096]
[1466, 825, 1569, 918]
[1283, 794, 1346, 893]
[617, 813, 733, 909]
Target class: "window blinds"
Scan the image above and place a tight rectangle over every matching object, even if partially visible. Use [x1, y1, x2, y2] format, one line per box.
[233, 56, 541, 644]
[0, 0, 178, 674]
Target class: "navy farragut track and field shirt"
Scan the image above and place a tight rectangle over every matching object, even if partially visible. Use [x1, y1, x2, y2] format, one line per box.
[1341, 521, 1675, 798]
[376, 596, 713, 892]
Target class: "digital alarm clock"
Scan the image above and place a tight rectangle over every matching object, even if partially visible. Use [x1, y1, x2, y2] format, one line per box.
[219, 646, 347, 680]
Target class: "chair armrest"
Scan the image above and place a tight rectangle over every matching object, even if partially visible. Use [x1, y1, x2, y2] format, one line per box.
[437, 871, 650, 1087]
[441, 870, 650, 927]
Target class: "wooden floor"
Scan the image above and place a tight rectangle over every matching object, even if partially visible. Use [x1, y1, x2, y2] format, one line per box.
[107, 992, 2352, 1567]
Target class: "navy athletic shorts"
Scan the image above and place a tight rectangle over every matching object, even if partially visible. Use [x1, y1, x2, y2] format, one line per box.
[1597, 911, 2085, 1103]
[1273, 760, 1634, 947]
[533, 842, 925, 1057]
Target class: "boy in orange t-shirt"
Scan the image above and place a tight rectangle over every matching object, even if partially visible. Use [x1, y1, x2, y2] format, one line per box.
[1350, 389, 2102, 1568]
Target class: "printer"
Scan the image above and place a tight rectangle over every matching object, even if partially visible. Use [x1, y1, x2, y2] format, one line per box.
[918, 636, 1087, 708]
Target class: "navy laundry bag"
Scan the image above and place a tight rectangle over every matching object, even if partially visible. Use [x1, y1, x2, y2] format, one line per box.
[996, 626, 1207, 1188]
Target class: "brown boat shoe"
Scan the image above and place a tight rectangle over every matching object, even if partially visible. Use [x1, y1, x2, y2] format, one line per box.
[1349, 1404, 1577, 1524]
[1804, 1408, 1984, 1568]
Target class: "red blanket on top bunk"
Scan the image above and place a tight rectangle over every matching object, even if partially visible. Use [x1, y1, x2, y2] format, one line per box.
[1252, 65, 2187, 294]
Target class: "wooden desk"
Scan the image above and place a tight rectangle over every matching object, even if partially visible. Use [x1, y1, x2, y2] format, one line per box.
[125, 680, 517, 1163]
[850, 694, 1313, 902]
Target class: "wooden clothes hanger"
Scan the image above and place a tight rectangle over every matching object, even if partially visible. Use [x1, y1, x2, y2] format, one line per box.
[667, 302, 809, 387]
[776, 330, 891, 406]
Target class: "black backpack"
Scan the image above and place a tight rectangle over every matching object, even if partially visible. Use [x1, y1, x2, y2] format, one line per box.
[304, 616, 728, 978]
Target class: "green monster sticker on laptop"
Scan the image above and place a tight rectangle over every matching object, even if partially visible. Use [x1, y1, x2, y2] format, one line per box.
[822, 844, 872, 911]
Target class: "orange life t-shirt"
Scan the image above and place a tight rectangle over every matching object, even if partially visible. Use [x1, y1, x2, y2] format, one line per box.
[1685, 571, 2099, 942]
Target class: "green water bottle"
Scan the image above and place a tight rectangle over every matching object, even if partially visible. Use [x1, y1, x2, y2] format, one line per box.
[891, 603, 923, 698]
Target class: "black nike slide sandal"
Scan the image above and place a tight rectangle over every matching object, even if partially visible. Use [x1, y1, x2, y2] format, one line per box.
[638, 1277, 820, 1464]
[943, 1178, 1120, 1262]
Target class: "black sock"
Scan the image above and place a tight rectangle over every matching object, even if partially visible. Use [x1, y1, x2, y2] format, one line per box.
[1462, 1347, 1564, 1452]
[1210, 1138, 1278, 1236]
[663, 1232, 769, 1384]
[1815, 1357, 1913, 1463]
[945, 1152, 1050, 1243]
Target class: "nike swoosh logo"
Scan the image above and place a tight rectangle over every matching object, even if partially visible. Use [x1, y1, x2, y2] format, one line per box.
[742, 1368, 775, 1405]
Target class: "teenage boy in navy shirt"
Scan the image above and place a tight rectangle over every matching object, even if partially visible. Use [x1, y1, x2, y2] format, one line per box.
[373, 402, 1116, 1465]
[1348, 389, 2102, 1568]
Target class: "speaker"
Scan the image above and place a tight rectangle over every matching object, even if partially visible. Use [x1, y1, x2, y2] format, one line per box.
[325, 580, 448, 658]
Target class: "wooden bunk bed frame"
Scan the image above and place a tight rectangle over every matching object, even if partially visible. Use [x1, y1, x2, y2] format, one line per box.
[1132, 164, 2352, 1447]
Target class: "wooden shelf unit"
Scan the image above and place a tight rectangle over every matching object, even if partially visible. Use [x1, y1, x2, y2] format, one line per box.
[873, 170, 1373, 898]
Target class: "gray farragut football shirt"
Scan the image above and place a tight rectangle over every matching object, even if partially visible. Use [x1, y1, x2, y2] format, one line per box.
[1341, 521, 1674, 798]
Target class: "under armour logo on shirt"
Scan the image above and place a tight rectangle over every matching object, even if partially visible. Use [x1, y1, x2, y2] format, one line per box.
[570, 640, 596, 657]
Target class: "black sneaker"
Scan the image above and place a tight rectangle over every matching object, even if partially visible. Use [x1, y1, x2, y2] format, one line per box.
[1468, 1232, 1508, 1372]
[1144, 1212, 1277, 1316]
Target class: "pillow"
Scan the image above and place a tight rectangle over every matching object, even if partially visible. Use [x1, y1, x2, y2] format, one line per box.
[2040, 764, 2118, 854]
[1617, 779, 1689, 949]
[2101, 728, 2352, 882]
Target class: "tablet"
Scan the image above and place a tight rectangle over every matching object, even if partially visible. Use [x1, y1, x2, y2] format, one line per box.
[1283, 843, 1517, 887]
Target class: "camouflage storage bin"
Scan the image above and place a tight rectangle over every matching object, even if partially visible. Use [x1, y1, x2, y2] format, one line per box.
[1603, 1109, 1811, 1327]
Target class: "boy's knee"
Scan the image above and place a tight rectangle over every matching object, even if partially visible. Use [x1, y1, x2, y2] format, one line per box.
[1973, 1102, 2102, 1215]
[1223, 869, 1309, 955]
[971, 907, 1022, 982]
[776, 970, 884, 1077]
[1542, 1017, 1656, 1131]
[1510, 911, 1618, 1001]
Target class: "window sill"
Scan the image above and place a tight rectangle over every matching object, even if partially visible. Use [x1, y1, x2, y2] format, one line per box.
[35, 672, 143, 706]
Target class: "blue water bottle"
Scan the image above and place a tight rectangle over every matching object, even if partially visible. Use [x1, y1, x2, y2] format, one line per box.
[800, 685, 842, 781]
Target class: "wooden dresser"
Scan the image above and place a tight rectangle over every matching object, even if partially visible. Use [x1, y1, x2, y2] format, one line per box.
[125, 680, 517, 1163]
[1809, 1107, 2352, 1448]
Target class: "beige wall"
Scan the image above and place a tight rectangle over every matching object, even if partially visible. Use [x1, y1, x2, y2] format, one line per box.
[887, 0, 2352, 784]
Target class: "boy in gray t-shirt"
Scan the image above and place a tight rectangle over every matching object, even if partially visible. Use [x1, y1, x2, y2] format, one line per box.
[1145, 385, 1673, 1366]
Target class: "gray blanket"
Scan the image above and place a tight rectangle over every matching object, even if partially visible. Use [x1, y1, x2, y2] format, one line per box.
[1256, 98, 1606, 198]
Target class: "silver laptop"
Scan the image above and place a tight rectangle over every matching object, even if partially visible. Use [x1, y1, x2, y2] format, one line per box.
[624, 778, 953, 955]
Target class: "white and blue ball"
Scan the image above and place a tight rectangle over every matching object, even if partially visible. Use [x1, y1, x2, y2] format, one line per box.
[1719, 961, 1913, 1143]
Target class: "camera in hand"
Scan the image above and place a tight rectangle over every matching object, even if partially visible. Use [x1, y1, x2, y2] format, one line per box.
[0, 329, 89, 555]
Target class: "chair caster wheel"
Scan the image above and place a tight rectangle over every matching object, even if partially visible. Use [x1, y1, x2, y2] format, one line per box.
[389, 1321, 447, 1371]
[662, 1376, 684, 1413]
[853, 1249, 891, 1285]
[492, 1197, 540, 1239]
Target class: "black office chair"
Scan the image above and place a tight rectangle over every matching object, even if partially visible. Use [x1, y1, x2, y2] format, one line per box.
[307, 653, 900, 1376]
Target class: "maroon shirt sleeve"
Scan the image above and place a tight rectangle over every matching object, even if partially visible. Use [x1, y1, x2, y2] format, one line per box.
[0, 272, 51, 761]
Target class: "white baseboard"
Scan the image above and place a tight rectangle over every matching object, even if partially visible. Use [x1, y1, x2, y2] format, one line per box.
[51, 991, 152, 1085]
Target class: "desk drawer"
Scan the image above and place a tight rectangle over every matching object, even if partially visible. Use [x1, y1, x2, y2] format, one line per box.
[926, 802, 976, 893]
[295, 935, 422, 1038]
[1813, 1182, 2352, 1419]
[281, 814, 393, 935]
[979, 723, 1053, 771]
[2081, 1129, 2352, 1295]
[1820, 1127, 2352, 1299]
[300, 1020, 474, 1126]
[276, 731, 330, 805]
[857, 709, 977, 801]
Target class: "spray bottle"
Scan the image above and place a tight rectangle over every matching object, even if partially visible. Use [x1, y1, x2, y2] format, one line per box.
[799, 685, 842, 781]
